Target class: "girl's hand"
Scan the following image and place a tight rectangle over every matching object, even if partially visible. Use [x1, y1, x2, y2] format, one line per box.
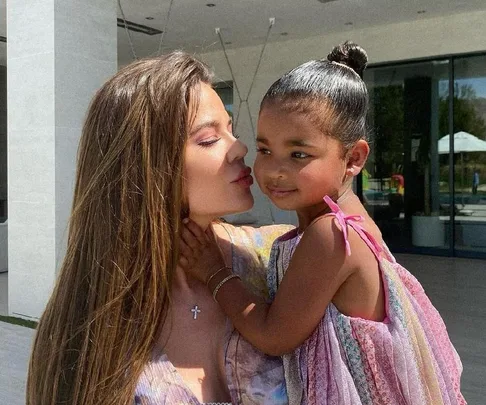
[179, 219, 227, 283]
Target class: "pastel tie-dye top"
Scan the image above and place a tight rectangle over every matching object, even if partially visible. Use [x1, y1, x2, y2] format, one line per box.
[268, 196, 466, 405]
[134, 223, 294, 405]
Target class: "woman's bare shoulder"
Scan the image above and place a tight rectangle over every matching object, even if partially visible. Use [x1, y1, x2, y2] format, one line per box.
[214, 222, 294, 243]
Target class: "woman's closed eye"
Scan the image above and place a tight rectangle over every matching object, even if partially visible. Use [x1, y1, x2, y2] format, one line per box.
[198, 137, 220, 147]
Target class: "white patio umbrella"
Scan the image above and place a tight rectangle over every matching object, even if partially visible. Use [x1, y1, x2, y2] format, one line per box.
[438, 131, 486, 199]
[438, 131, 486, 154]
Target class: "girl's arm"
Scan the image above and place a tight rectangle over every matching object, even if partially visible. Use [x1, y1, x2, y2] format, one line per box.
[181, 218, 354, 356]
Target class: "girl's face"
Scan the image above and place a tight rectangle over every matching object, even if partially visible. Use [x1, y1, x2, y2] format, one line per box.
[184, 83, 254, 222]
[255, 106, 365, 218]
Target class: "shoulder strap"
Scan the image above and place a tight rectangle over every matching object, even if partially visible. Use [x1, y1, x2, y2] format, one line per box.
[323, 195, 383, 260]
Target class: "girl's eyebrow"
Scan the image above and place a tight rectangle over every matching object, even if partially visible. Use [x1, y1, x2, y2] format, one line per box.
[256, 137, 314, 147]
[285, 139, 313, 147]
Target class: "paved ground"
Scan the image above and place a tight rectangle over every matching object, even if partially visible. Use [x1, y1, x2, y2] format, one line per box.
[0, 321, 35, 405]
[0, 254, 485, 404]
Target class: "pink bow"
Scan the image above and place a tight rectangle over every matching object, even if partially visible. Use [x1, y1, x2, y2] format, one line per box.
[323, 195, 364, 256]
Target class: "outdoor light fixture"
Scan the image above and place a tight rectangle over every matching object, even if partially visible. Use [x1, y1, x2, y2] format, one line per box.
[117, 19, 162, 35]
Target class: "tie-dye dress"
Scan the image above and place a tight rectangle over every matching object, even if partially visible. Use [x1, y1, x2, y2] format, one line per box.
[268, 197, 466, 405]
[134, 223, 293, 405]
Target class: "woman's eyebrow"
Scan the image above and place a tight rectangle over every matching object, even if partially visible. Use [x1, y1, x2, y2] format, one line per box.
[189, 120, 219, 137]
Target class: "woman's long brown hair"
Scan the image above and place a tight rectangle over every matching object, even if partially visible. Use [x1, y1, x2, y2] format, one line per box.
[26, 52, 212, 405]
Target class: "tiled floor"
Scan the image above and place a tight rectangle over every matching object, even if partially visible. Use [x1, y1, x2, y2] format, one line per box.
[396, 254, 486, 405]
[0, 255, 485, 404]
[0, 321, 35, 405]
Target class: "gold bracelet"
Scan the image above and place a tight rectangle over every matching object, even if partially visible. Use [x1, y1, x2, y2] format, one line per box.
[212, 274, 241, 302]
[206, 266, 230, 287]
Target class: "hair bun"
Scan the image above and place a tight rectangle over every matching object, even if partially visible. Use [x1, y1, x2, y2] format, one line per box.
[327, 41, 368, 78]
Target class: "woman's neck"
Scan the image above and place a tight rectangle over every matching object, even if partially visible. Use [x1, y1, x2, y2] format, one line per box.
[174, 214, 220, 292]
[173, 264, 204, 292]
[187, 214, 212, 231]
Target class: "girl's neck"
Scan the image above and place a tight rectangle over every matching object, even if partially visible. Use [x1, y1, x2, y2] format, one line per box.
[296, 187, 357, 231]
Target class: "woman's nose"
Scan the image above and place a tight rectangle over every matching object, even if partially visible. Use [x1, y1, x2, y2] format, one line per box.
[227, 137, 248, 163]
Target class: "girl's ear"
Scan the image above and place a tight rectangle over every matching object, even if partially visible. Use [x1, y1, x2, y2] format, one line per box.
[345, 140, 369, 177]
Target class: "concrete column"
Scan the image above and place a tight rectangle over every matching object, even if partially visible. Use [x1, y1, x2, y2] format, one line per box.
[7, 0, 117, 319]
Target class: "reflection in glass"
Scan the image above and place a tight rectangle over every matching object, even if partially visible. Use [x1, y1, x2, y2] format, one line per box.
[364, 60, 451, 253]
[452, 56, 486, 254]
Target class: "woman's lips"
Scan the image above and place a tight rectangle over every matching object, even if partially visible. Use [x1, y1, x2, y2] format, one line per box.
[232, 167, 254, 188]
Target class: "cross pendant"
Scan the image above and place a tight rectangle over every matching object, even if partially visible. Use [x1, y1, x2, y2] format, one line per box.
[191, 305, 201, 320]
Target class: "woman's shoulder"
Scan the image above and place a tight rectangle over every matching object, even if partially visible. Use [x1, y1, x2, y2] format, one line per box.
[216, 222, 294, 245]
[217, 222, 295, 264]
[214, 222, 294, 298]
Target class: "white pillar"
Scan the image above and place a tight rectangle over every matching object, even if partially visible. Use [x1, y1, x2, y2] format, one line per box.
[7, 0, 117, 319]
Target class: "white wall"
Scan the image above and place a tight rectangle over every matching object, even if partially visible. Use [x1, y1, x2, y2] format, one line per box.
[7, 0, 117, 319]
[200, 9, 486, 225]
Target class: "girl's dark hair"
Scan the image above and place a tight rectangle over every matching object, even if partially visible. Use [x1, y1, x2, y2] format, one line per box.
[260, 41, 369, 151]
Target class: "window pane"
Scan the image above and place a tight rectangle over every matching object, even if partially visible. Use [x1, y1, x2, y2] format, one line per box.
[214, 81, 233, 117]
[364, 60, 451, 253]
[453, 55, 486, 255]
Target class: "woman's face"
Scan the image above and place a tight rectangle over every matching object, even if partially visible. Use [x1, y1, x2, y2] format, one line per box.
[184, 83, 254, 221]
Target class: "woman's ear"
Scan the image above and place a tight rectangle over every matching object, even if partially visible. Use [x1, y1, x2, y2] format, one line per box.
[345, 140, 369, 177]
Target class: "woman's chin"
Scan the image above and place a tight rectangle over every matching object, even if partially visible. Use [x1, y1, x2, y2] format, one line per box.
[190, 199, 255, 224]
[220, 197, 255, 218]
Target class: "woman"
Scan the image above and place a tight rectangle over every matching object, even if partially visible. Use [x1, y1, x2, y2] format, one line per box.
[26, 52, 291, 405]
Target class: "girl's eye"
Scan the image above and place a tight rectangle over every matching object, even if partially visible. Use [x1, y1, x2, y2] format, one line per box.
[198, 138, 220, 147]
[256, 147, 270, 155]
[292, 151, 310, 159]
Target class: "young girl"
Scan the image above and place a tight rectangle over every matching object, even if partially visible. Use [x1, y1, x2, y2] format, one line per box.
[180, 42, 466, 404]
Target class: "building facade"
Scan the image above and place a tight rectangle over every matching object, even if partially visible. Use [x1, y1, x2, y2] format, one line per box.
[1, 3, 485, 319]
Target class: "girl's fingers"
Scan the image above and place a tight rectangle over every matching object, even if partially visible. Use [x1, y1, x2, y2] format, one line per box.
[205, 226, 216, 242]
[184, 219, 208, 246]
[181, 225, 200, 250]
[179, 255, 190, 269]
[179, 239, 193, 261]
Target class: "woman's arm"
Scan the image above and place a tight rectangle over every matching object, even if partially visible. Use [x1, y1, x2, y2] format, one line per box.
[181, 218, 354, 356]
